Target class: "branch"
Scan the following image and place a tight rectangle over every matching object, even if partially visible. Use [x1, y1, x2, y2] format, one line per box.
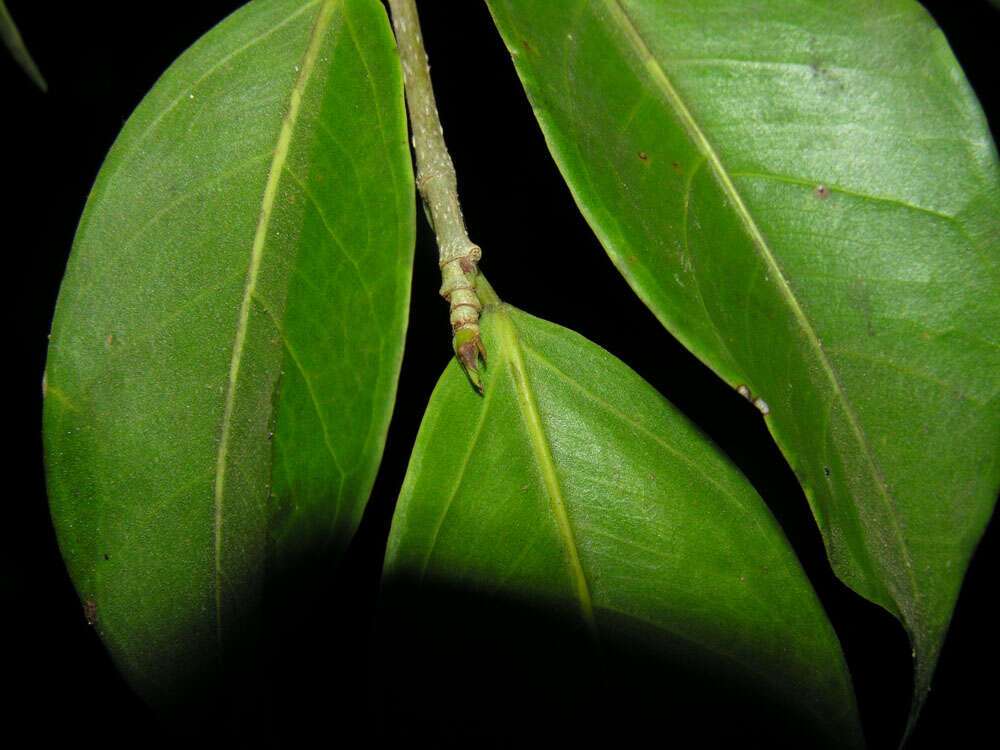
[387, 0, 486, 391]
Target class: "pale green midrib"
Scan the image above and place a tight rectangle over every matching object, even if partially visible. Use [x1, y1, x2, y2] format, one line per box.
[212, 0, 338, 648]
[601, 0, 919, 610]
[496, 311, 597, 636]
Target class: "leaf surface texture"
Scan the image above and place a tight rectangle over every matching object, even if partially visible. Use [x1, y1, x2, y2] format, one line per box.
[383, 304, 862, 746]
[487, 0, 1000, 720]
[43, 0, 413, 704]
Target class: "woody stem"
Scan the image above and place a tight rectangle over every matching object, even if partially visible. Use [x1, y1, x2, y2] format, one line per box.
[387, 0, 485, 387]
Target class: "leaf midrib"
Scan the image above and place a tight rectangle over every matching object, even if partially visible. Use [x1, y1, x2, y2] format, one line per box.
[496, 310, 598, 636]
[211, 0, 339, 647]
[600, 0, 918, 611]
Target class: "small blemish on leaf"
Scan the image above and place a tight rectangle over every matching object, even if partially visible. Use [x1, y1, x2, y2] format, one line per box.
[824, 467, 830, 477]
[103, 553, 110, 561]
[637, 150, 648, 160]
[813, 184, 831, 199]
[671, 161, 681, 171]
[83, 600, 97, 625]
[105, 332, 117, 346]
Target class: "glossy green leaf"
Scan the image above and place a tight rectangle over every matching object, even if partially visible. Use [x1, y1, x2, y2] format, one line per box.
[382, 301, 862, 747]
[1, 0, 47, 91]
[43, 0, 413, 708]
[487, 0, 1000, 724]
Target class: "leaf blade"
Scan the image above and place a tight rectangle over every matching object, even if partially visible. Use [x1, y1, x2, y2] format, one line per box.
[382, 303, 862, 747]
[43, 0, 413, 708]
[497, 310, 597, 633]
[0, 0, 46, 91]
[487, 0, 1000, 725]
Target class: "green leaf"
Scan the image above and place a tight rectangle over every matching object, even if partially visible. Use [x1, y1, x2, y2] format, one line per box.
[381, 302, 862, 747]
[1, 0, 47, 91]
[487, 0, 1000, 728]
[43, 0, 413, 709]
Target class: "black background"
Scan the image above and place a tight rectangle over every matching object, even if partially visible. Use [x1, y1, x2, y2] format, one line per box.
[3, 1, 997, 747]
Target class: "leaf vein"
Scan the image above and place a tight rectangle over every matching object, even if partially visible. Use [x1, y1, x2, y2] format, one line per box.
[418, 368, 501, 583]
[500, 313, 597, 636]
[121, 1, 323, 171]
[282, 164, 378, 315]
[251, 291, 347, 478]
[211, 0, 339, 650]
[601, 0, 919, 608]
[520, 340, 776, 545]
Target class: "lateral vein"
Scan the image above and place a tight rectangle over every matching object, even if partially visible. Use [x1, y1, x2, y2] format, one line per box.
[211, 0, 338, 647]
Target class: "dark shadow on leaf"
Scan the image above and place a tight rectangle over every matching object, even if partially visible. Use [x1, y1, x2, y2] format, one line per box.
[374, 571, 849, 749]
